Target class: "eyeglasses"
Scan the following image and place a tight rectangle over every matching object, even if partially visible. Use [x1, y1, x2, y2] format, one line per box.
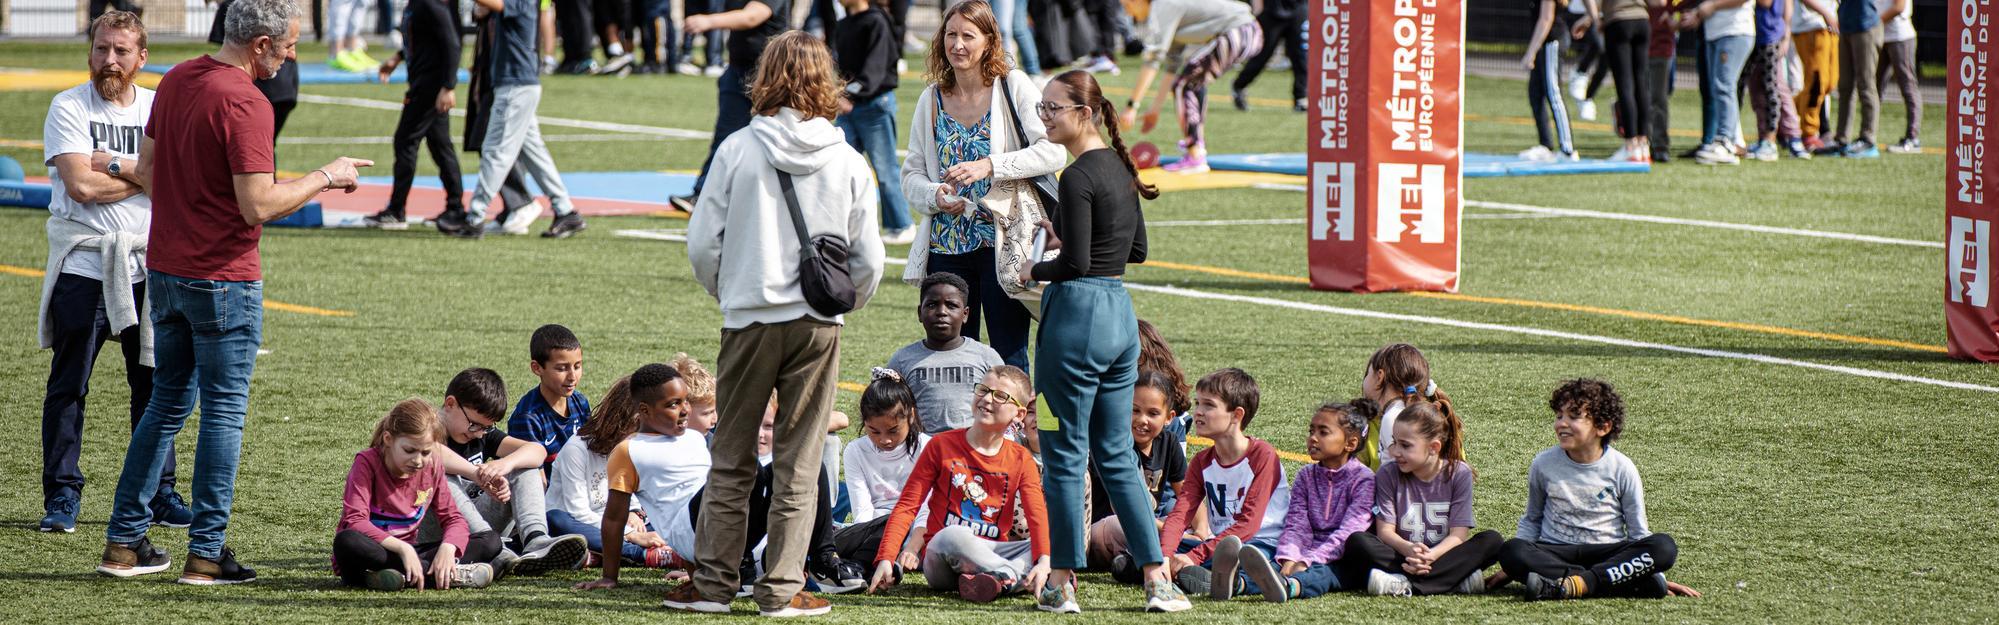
[458, 408, 495, 435]
[1034, 101, 1090, 119]
[973, 383, 1025, 409]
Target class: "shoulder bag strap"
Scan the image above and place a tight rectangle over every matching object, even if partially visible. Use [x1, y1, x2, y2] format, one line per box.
[778, 172, 815, 252]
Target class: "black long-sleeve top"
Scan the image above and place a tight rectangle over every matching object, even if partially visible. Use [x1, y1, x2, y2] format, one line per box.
[1031, 149, 1149, 282]
[402, 0, 463, 94]
[833, 5, 900, 102]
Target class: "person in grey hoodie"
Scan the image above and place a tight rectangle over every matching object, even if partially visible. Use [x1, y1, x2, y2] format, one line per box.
[675, 31, 887, 619]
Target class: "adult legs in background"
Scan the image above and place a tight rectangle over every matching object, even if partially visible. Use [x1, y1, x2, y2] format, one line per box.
[690, 66, 755, 199]
[1875, 37, 1920, 145]
[1527, 39, 1575, 155]
[556, 0, 597, 72]
[837, 92, 911, 232]
[1034, 279, 1158, 572]
[1834, 25, 1882, 146]
[1645, 56, 1672, 157]
[42, 276, 174, 519]
[387, 88, 464, 219]
[1011, 0, 1042, 75]
[1703, 35, 1751, 147]
[1602, 19, 1648, 144]
[1170, 22, 1262, 152]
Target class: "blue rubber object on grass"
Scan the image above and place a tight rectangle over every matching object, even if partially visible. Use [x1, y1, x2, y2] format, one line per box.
[0, 155, 25, 182]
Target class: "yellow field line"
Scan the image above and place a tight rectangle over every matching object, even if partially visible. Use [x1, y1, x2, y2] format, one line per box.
[1136, 259, 1944, 353]
[1189, 434, 1316, 464]
[0, 263, 355, 317]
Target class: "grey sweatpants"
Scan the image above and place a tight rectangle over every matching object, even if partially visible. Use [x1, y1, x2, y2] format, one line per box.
[469, 84, 574, 221]
[921, 525, 1036, 590]
[1835, 25, 1883, 143]
[419, 467, 552, 544]
[1875, 38, 1920, 142]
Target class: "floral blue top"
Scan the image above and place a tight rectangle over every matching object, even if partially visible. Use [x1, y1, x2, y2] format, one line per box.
[929, 96, 996, 255]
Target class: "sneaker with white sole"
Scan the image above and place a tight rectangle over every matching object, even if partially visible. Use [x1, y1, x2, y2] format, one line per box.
[1144, 578, 1192, 612]
[662, 581, 733, 613]
[97, 537, 171, 577]
[513, 533, 589, 575]
[178, 547, 257, 585]
[1608, 145, 1632, 162]
[1083, 56, 1120, 75]
[704, 65, 725, 78]
[1454, 568, 1487, 594]
[1747, 141, 1779, 162]
[1888, 136, 1922, 154]
[1578, 100, 1598, 121]
[760, 591, 832, 617]
[452, 562, 495, 588]
[1036, 580, 1082, 614]
[494, 203, 543, 235]
[1694, 143, 1740, 165]
[1567, 74, 1588, 103]
[881, 227, 915, 245]
[1365, 568, 1412, 597]
[1517, 145, 1556, 163]
[1238, 545, 1288, 603]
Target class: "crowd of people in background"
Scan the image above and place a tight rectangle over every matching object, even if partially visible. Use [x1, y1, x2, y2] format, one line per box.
[1521, 0, 1922, 165]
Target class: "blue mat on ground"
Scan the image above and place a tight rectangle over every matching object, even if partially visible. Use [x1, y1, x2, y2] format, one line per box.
[143, 62, 471, 86]
[1160, 152, 1650, 177]
[358, 171, 698, 202]
[0, 180, 53, 209]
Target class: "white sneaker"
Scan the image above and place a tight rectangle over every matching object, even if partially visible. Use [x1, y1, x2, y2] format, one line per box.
[1083, 55, 1120, 75]
[451, 563, 495, 588]
[1608, 145, 1631, 162]
[881, 227, 916, 245]
[499, 204, 544, 235]
[600, 53, 636, 75]
[1454, 569, 1486, 594]
[1695, 143, 1740, 165]
[1567, 74, 1588, 103]
[704, 65, 725, 78]
[1366, 569, 1413, 597]
[1517, 145, 1556, 163]
[675, 62, 701, 76]
[1578, 100, 1598, 121]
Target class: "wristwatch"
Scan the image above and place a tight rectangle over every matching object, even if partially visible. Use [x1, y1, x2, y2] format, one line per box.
[107, 157, 122, 177]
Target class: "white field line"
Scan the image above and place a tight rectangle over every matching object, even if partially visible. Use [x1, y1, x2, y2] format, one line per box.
[611, 228, 1991, 393]
[297, 94, 711, 140]
[1249, 183, 1939, 248]
[279, 133, 652, 145]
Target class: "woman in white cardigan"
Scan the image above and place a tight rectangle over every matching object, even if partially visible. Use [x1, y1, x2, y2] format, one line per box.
[900, 0, 1066, 373]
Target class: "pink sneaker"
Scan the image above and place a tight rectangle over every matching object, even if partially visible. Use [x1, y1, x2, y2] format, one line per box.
[1162, 154, 1209, 174]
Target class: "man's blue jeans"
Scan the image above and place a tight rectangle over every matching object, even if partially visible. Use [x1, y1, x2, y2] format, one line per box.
[105, 272, 261, 560]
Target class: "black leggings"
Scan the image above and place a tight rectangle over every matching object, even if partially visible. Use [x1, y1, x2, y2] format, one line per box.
[1602, 19, 1650, 139]
[1498, 534, 1677, 598]
[332, 529, 503, 587]
[1342, 530, 1503, 595]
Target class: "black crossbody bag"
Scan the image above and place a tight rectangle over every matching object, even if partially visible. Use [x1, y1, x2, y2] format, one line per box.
[778, 172, 857, 317]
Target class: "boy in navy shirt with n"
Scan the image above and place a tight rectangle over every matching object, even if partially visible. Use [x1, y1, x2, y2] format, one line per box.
[510, 324, 591, 468]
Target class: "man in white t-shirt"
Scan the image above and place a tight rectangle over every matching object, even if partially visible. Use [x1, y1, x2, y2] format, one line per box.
[37, 11, 190, 534]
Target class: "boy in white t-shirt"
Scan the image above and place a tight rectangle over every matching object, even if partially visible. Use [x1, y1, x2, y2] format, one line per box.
[38, 11, 193, 535]
[1876, 0, 1920, 153]
[576, 364, 711, 589]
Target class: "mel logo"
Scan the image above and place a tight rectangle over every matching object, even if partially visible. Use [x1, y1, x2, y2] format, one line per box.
[1310, 161, 1356, 241]
[1950, 216, 1991, 308]
[1375, 163, 1444, 243]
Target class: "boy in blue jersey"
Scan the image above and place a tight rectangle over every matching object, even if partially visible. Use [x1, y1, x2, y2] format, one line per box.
[509, 324, 591, 468]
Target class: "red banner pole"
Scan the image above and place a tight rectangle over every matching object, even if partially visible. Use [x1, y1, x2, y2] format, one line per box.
[1307, 0, 1463, 293]
[1947, 0, 1999, 361]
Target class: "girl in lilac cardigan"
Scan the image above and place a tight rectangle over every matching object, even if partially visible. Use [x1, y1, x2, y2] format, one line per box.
[1234, 399, 1379, 602]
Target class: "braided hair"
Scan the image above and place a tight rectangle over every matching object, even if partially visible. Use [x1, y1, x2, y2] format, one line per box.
[1051, 70, 1159, 200]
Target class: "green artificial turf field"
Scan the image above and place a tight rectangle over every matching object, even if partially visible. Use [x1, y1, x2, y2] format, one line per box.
[0, 38, 1993, 624]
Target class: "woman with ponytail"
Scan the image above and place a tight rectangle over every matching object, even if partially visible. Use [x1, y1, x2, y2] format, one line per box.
[1017, 70, 1188, 614]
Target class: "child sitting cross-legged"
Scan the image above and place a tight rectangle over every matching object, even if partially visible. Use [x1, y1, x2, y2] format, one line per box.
[1088, 370, 1189, 583]
[1496, 379, 1700, 601]
[864, 366, 1051, 603]
[434, 367, 589, 574]
[333, 398, 502, 591]
[832, 370, 932, 565]
[1159, 368, 1291, 601]
[1232, 398, 1379, 602]
[575, 364, 710, 590]
[1343, 400, 1502, 596]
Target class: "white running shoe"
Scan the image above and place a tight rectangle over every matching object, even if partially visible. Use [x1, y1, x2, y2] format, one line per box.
[1366, 569, 1413, 597]
[1578, 100, 1598, 121]
[497, 204, 544, 235]
[881, 227, 916, 245]
[1608, 145, 1631, 162]
[1517, 145, 1556, 163]
[675, 62, 701, 76]
[1694, 143, 1740, 165]
[1567, 73, 1588, 103]
[1083, 55, 1121, 75]
[704, 65, 725, 78]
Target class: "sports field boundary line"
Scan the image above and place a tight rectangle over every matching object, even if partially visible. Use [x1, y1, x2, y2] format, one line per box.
[611, 230, 1974, 390]
[0, 263, 354, 317]
[1122, 282, 1991, 392]
[297, 94, 711, 140]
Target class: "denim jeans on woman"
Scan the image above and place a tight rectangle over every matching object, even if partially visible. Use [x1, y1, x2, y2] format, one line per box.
[838, 91, 912, 231]
[106, 272, 262, 560]
[1701, 35, 1753, 146]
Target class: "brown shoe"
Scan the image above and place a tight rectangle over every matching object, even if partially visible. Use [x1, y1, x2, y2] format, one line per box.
[177, 547, 257, 585]
[660, 581, 731, 613]
[759, 590, 832, 618]
[96, 537, 171, 577]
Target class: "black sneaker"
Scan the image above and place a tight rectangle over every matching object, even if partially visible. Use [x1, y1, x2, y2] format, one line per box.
[809, 555, 866, 594]
[1123, 39, 1145, 57]
[1231, 88, 1249, 111]
[541, 211, 587, 238]
[736, 560, 759, 598]
[513, 533, 589, 575]
[178, 546, 257, 585]
[668, 194, 697, 214]
[150, 490, 194, 528]
[1812, 140, 1848, 156]
[434, 210, 483, 239]
[1173, 563, 1212, 596]
[1523, 571, 1584, 601]
[97, 537, 171, 577]
[40, 492, 79, 533]
[361, 208, 409, 230]
[1109, 551, 1142, 585]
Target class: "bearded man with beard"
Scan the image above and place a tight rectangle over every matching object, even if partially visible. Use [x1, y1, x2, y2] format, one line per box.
[94, 0, 372, 586]
[36, 10, 193, 536]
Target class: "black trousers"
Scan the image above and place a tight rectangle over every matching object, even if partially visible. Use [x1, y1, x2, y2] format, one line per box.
[1232, 13, 1305, 101]
[1081, 0, 1121, 59]
[43, 274, 172, 504]
[333, 528, 504, 586]
[389, 88, 464, 215]
[1603, 19, 1649, 139]
[556, 0, 596, 66]
[691, 464, 840, 569]
[1498, 534, 1677, 598]
[88, 0, 141, 19]
[831, 515, 889, 563]
[1031, 0, 1084, 68]
[1343, 530, 1503, 595]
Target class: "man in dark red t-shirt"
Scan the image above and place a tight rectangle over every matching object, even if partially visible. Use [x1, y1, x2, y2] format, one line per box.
[97, 0, 371, 587]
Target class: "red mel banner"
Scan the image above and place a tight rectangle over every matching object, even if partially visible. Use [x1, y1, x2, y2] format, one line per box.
[1948, 1, 1999, 361]
[1305, 0, 1463, 293]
